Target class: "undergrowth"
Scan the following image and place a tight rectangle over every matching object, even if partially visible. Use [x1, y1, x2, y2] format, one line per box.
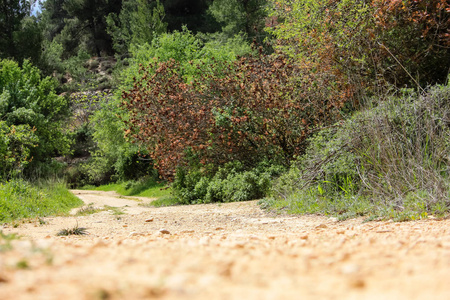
[143, 195, 183, 207]
[84, 177, 171, 198]
[0, 179, 83, 223]
[264, 84, 450, 221]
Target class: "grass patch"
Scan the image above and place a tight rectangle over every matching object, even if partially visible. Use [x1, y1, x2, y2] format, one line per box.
[89, 177, 172, 198]
[16, 259, 29, 269]
[104, 205, 125, 215]
[140, 195, 183, 207]
[0, 231, 20, 252]
[75, 204, 104, 216]
[0, 179, 83, 223]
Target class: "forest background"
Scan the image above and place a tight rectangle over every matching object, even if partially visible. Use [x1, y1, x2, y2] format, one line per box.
[0, 0, 449, 222]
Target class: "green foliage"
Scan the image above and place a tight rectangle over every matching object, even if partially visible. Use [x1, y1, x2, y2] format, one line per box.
[268, 84, 450, 220]
[39, 39, 65, 75]
[121, 27, 251, 86]
[87, 92, 155, 184]
[40, 0, 122, 57]
[274, 126, 358, 199]
[106, 0, 167, 54]
[0, 59, 71, 178]
[173, 161, 285, 204]
[0, 121, 38, 179]
[13, 16, 43, 64]
[268, 0, 450, 93]
[147, 195, 182, 207]
[91, 177, 170, 198]
[0, 179, 83, 223]
[209, 0, 268, 43]
[0, 0, 42, 64]
[88, 28, 252, 185]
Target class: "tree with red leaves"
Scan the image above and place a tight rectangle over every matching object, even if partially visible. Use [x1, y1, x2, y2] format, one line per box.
[122, 53, 347, 180]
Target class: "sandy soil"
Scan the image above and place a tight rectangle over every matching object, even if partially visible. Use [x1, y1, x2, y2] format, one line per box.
[0, 190, 449, 300]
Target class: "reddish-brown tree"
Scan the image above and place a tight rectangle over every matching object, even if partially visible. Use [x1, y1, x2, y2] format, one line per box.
[122, 53, 348, 180]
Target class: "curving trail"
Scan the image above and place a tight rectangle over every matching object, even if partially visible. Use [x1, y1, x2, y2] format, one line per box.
[0, 190, 449, 300]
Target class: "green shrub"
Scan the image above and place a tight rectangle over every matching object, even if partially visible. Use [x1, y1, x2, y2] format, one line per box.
[88, 28, 253, 185]
[0, 59, 71, 179]
[269, 84, 450, 220]
[173, 161, 285, 204]
[269, 0, 450, 94]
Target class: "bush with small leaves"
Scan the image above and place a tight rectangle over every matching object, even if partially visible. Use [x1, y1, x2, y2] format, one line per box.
[122, 52, 347, 180]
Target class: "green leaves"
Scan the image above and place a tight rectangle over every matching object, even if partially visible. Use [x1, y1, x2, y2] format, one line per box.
[209, 0, 268, 42]
[106, 0, 167, 55]
[0, 59, 70, 179]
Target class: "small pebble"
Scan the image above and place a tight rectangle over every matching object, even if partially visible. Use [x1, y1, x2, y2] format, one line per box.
[349, 278, 366, 289]
[340, 263, 360, 275]
[159, 229, 170, 235]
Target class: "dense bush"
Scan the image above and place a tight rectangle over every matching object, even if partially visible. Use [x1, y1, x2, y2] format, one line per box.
[173, 161, 285, 204]
[371, 0, 450, 86]
[87, 28, 252, 185]
[268, 0, 450, 94]
[270, 84, 450, 220]
[120, 27, 252, 87]
[0, 59, 71, 179]
[123, 51, 348, 180]
[0, 121, 38, 179]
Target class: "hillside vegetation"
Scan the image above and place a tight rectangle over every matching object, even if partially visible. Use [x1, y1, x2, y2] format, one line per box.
[0, 0, 449, 222]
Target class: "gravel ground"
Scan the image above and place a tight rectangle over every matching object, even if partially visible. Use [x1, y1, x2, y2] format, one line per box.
[0, 190, 449, 300]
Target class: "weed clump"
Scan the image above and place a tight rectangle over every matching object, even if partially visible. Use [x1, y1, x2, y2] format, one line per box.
[57, 225, 89, 236]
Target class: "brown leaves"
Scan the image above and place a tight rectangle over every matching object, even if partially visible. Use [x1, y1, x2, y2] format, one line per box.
[121, 53, 348, 180]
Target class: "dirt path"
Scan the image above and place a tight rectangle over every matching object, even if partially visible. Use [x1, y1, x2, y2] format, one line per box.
[1, 190, 449, 300]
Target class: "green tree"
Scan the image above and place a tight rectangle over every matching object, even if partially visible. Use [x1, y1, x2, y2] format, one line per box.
[209, 0, 268, 42]
[106, 0, 167, 55]
[0, 59, 71, 177]
[64, 0, 122, 56]
[0, 0, 42, 64]
[40, 0, 122, 57]
[13, 15, 42, 64]
[0, 0, 30, 58]
[162, 0, 219, 33]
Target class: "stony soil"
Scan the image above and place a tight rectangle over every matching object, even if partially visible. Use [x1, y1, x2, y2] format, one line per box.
[0, 190, 449, 300]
